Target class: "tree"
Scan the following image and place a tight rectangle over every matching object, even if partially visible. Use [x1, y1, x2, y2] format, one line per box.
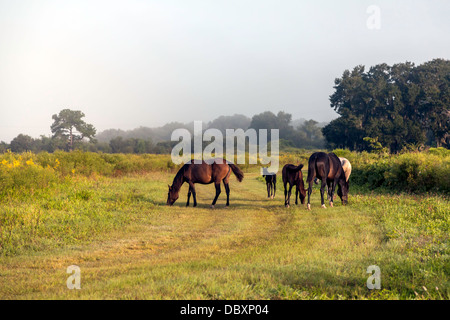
[206, 114, 251, 133]
[50, 109, 96, 150]
[10, 134, 34, 152]
[249, 111, 295, 141]
[323, 59, 450, 152]
[0, 141, 10, 153]
[413, 59, 450, 147]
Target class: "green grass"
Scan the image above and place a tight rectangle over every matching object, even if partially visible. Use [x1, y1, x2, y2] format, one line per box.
[0, 164, 448, 300]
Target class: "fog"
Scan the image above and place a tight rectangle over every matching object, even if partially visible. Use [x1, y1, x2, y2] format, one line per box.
[1, 0, 449, 142]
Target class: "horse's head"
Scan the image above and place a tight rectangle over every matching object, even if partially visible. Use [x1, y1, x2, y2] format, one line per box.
[167, 185, 179, 206]
[337, 180, 349, 205]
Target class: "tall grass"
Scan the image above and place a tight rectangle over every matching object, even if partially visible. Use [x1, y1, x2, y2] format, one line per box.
[333, 148, 450, 194]
[0, 151, 180, 197]
[0, 150, 448, 299]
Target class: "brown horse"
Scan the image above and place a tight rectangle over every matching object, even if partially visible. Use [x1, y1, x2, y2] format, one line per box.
[167, 159, 244, 208]
[263, 174, 277, 199]
[306, 152, 349, 210]
[282, 164, 306, 208]
[314, 157, 352, 199]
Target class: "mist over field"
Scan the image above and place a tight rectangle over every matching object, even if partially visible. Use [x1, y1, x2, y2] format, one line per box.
[1, 0, 449, 143]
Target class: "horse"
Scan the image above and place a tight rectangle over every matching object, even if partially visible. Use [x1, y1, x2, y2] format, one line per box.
[314, 157, 352, 196]
[263, 174, 276, 199]
[282, 164, 306, 208]
[339, 157, 352, 182]
[167, 158, 244, 208]
[306, 152, 349, 210]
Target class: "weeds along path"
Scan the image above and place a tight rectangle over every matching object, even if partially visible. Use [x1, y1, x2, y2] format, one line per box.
[0, 171, 383, 299]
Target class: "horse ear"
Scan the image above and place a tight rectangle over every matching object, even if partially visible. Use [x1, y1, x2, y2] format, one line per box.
[168, 184, 171, 190]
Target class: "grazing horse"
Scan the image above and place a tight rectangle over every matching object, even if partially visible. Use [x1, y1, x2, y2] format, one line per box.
[263, 174, 277, 199]
[167, 159, 244, 208]
[314, 157, 352, 197]
[306, 152, 349, 210]
[339, 157, 352, 182]
[282, 164, 306, 208]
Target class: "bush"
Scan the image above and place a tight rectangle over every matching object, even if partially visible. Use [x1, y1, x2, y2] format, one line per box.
[0, 151, 180, 197]
[336, 149, 450, 194]
[0, 152, 58, 196]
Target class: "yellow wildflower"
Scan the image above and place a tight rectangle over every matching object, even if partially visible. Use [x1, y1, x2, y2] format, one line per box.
[26, 159, 35, 166]
[12, 159, 21, 168]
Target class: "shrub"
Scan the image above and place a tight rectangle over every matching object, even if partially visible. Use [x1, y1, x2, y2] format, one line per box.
[336, 149, 450, 194]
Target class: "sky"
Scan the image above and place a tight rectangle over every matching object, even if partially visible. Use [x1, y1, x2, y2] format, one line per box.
[0, 0, 449, 142]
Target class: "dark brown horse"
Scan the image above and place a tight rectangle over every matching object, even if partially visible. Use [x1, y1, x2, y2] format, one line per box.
[263, 174, 276, 199]
[306, 152, 349, 210]
[167, 159, 244, 208]
[282, 164, 306, 208]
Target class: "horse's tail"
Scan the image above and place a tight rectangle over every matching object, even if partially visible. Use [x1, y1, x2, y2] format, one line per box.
[229, 163, 244, 182]
[306, 153, 318, 184]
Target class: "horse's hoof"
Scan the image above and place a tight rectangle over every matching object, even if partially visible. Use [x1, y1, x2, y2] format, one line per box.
[271, 196, 274, 199]
[321, 204, 327, 209]
[285, 204, 290, 208]
[307, 204, 311, 210]
[210, 205, 215, 209]
[329, 202, 334, 208]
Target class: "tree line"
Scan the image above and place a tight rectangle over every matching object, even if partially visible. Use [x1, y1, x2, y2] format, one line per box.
[1, 110, 325, 154]
[322, 58, 449, 153]
[4, 58, 446, 155]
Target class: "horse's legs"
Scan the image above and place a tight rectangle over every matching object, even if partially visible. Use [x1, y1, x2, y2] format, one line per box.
[267, 182, 271, 198]
[326, 182, 330, 200]
[211, 182, 221, 208]
[307, 181, 312, 210]
[270, 182, 274, 198]
[188, 182, 197, 207]
[284, 182, 288, 206]
[295, 185, 299, 205]
[320, 179, 327, 208]
[329, 179, 338, 207]
[186, 187, 192, 207]
[273, 180, 276, 198]
[287, 184, 293, 207]
[224, 182, 230, 206]
[326, 180, 332, 202]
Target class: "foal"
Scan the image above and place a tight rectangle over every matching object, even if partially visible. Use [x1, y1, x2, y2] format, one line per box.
[263, 174, 277, 199]
[282, 164, 306, 208]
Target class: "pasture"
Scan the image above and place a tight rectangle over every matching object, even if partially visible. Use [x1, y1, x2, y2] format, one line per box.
[0, 151, 448, 299]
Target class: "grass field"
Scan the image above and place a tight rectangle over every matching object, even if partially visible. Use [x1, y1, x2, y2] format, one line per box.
[0, 159, 448, 300]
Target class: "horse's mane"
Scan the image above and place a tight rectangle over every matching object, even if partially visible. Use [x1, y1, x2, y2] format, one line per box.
[171, 162, 190, 191]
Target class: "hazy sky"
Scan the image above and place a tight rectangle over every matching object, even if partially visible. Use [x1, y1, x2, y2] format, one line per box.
[1, 0, 449, 142]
